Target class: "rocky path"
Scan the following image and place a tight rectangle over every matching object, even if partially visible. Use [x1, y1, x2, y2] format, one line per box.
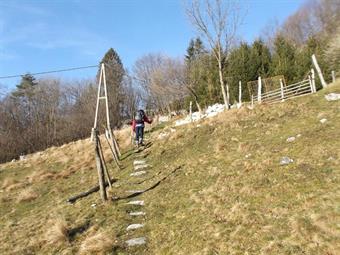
[124, 155, 150, 249]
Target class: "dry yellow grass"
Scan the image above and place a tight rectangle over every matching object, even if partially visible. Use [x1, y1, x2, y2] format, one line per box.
[78, 231, 114, 255]
[45, 219, 69, 246]
[16, 188, 39, 203]
[1, 177, 26, 191]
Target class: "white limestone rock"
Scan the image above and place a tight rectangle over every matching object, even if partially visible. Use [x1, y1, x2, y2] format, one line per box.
[126, 237, 146, 246]
[127, 200, 144, 206]
[130, 171, 146, 176]
[126, 223, 144, 231]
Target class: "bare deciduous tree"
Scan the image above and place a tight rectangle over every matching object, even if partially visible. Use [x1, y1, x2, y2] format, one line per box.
[133, 54, 187, 114]
[186, 0, 242, 109]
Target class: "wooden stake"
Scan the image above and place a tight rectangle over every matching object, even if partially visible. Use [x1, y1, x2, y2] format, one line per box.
[258, 76, 262, 103]
[331, 71, 335, 83]
[104, 131, 121, 169]
[308, 75, 313, 94]
[97, 137, 112, 189]
[238, 81, 242, 106]
[111, 131, 121, 158]
[280, 78, 285, 101]
[311, 68, 316, 93]
[312, 54, 327, 88]
[92, 128, 107, 201]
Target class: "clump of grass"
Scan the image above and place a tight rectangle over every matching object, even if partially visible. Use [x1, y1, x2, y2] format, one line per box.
[45, 219, 69, 246]
[16, 188, 38, 203]
[79, 231, 114, 255]
[1, 178, 18, 189]
[26, 170, 56, 183]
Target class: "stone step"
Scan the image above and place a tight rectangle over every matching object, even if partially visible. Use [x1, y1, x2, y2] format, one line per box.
[133, 160, 146, 166]
[127, 200, 144, 206]
[126, 223, 144, 231]
[129, 211, 146, 216]
[134, 164, 149, 170]
[126, 237, 146, 246]
[130, 171, 146, 176]
[126, 190, 143, 193]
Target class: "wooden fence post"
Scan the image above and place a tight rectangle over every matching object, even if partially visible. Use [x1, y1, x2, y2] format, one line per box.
[308, 74, 313, 94]
[332, 71, 336, 83]
[238, 81, 242, 106]
[92, 128, 107, 201]
[311, 68, 316, 93]
[312, 54, 327, 88]
[280, 78, 285, 101]
[258, 76, 262, 103]
[97, 137, 112, 189]
[251, 95, 254, 108]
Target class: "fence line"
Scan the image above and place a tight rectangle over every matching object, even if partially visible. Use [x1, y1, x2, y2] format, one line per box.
[253, 78, 313, 105]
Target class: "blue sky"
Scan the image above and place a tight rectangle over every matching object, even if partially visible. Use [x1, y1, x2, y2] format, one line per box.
[0, 0, 304, 90]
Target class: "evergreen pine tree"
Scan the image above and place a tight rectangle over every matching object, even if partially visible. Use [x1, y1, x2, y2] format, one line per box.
[12, 73, 38, 99]
[270, 36, 297, 83]
[97, 48, 125, 127]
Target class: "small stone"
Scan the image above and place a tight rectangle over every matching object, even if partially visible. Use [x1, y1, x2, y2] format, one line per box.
[296, 134, 301, 138]
[91, 203, 96, 208]
[134, 164, 148, 170]
[129, 211, 146, 216]
[327, 156, 335, 161]
[126, 223, 144, 230]
[325, 93, 340, 101]
[127, 200, 144, 206]
[133, 160, 146, 166]
[320, 118, 327, 124]
[245, 154, 251, 158]
[280, 156, 294, 165]
[286, 136, 296, 142]
[126, 237, 146, 246]
[19, 155, 26, 161]
[130, 171, 146, 176]
[126, 190, 143, 194]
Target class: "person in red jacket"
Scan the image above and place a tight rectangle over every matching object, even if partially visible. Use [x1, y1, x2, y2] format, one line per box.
[132, 109, 152, 146]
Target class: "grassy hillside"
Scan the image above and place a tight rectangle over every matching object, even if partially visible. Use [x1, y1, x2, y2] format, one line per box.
[0, 81, 339, 254]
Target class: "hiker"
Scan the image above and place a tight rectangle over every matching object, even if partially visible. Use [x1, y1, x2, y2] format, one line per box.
[132, 109, 152, 146]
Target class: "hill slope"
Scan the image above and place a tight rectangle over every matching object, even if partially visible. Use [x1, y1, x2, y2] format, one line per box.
[0, 81, 339, 254]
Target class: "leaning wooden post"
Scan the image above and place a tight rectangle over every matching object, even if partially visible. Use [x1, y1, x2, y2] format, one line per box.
[111, 130, 121, 158]
[331, 71, 336, 83]
[97, 137, 112, 189]
[92, 128, 107, 201]
[312, 54, 327, 88]
[104, 131, 121, 169]
[189, 101, 193, 122]
[311, 68, 316, 93]
[280, 78, 285, 102]
[257, 76, 262, 103]
[251, 95, 254, 108]
[238, 81, 242, 107]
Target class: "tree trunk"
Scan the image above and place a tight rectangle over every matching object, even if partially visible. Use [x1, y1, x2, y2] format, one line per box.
[195, 100, 202, 114]
[187, 86, 202, 114]
[218, 60, 229, 109]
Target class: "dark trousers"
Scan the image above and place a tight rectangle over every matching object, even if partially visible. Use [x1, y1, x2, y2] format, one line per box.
[135, 126, 144, 144]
